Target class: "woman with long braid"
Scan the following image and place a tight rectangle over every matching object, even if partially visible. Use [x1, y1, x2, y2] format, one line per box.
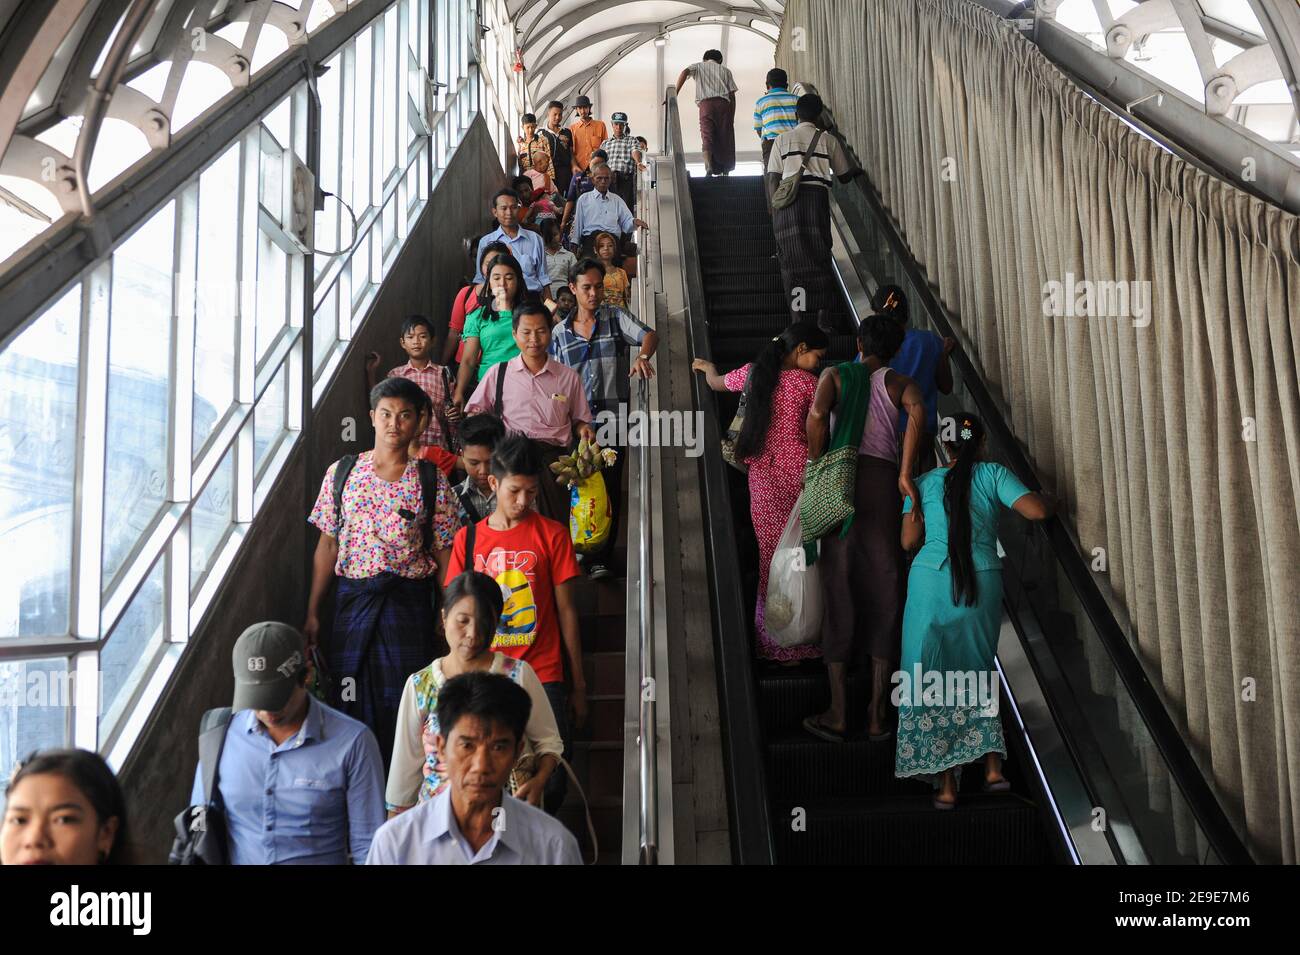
[894, 413, 1052, 809]
[693, 322, 828, 662]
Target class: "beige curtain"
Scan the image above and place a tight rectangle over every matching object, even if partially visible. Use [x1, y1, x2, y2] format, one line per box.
[778, 0, 1300, 863]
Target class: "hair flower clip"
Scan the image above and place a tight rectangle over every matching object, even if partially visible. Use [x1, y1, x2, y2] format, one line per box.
[960, 427, 973, 441]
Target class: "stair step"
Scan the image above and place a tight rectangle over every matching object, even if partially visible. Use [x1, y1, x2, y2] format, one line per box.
[772, 794, 1054, 865]
[575, 693, 624, 743]
[583, 651, 625, 696]
[572, 739, 623, 795]
[580, 612, 626, 653]
[572, 576, 627, 615]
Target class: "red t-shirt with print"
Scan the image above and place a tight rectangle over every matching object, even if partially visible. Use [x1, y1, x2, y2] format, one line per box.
[444, 510, 580, 684]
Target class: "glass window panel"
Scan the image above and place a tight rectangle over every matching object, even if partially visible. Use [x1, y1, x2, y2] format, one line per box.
[254, 362, 287, 476]
[313, 285, 338, 374]
[252, 23, 291, 74]
[406, 159, 418, 212]
[172, 60, 235, 133]
[100, 558, 164, 720]
[316, 55, 342, 277]
[190, 449, 233, 592]
[256, 230, 288, 360]
[104, 204, 175, 590]
[0, 288, 80, 638]
[383, 194, 396, 253]
[384, 6, 399, 178]
[353, 28, 374, 211]
[193, 145, 241, 455]
[351, 232, 369, 308]
[258, 126, 285, 223]
[0, 658, 71, 774]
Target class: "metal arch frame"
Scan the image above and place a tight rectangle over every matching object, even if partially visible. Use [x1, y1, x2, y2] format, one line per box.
[534, 14, 777, 109]
[0, 0, 317, 246]
[1011, 0, 1300, 212]
[0, 0, 396, 350]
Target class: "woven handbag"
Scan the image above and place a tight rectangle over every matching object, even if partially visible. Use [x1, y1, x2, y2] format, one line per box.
[799, 361, 871, 545]
[800, 445, 859, 541]
[720, 390, 749, 473]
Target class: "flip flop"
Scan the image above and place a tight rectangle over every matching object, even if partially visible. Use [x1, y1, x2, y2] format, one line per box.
[983, 778, 1011, 793]
[802, 715, 847, 743]
[932, 795, 957, 811]
[868, 729, 893, 743]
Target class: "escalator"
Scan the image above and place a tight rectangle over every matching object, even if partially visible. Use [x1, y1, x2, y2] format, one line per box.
[663, 86, 1250, 866]
[688, 173, 1058, 865]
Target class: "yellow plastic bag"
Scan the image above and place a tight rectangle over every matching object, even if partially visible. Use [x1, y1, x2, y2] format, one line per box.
[570, 471, 611, 553]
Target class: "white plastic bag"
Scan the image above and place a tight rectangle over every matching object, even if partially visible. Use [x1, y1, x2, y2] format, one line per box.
[764, 502, 822, 647]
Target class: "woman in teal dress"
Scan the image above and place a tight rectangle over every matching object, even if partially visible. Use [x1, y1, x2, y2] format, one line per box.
[894, 413, 1052, 809]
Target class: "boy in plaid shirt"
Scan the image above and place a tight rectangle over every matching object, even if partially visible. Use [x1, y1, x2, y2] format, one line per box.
[366, 315, 461, 449]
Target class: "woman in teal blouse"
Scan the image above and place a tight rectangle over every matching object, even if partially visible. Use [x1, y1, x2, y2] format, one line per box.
[895, 413, 1051, 809]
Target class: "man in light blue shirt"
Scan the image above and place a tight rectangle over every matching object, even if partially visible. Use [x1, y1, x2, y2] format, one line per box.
[571, 166, 648, 257]
[475, 188, 553, 301]
[366, 670, 582, 865]
[188, 621, 386, 864]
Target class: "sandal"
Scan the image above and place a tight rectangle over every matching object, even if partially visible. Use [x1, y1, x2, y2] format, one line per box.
[932, 795, 957, 811]
[983, 777, 1011, 793]
[802, 714, 847, 743]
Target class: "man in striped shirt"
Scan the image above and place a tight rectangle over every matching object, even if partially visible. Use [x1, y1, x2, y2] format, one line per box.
[675, 50, 738, 176]
[753, 68, 799, 203]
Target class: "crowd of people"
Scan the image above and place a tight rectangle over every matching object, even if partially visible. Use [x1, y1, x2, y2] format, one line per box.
[1, 62, 1042, 867]
[695, 284, 1053, 808]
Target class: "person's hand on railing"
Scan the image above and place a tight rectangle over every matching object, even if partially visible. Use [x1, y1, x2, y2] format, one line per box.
[942, 336, 958, 356]
[634, 217, 650, 232]
[629, 355, 655, 379]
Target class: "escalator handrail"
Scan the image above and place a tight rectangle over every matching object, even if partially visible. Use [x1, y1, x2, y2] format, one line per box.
[663, 86, 775, 865]
[799, 83, 1252, 865]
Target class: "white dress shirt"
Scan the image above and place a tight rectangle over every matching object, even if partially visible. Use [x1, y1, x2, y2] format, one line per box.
[365, 787, 583, 864]
[572, 188, 635, 241]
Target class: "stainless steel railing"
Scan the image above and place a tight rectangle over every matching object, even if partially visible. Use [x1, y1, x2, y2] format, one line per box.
[633, 160, 658, 865]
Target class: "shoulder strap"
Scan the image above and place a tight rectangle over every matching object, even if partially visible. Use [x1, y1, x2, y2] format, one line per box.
[454, 485, 481, 526]
[798, 129, 824, 175]
[415, 459, 440, 554]
[198, 706, 233, 808]
[493, 362, 507, 419]
[332, 454, 359, 531]
[465, 519, 478, 572]
[829, 361, 871, 453]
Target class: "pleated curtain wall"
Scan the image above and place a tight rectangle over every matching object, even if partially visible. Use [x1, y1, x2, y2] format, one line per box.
[776, 0, 1300, 862]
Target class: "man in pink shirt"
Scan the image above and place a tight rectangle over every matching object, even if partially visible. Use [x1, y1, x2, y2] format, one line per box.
[466, 303, 594, 524]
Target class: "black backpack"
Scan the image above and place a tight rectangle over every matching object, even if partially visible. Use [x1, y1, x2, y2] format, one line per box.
[332, 454, 441, 553]
[169, 706, 233, 865]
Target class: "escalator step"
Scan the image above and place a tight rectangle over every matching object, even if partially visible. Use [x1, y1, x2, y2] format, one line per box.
[757, 669, 869, 734]
[707, 293, 791, 317]
[691, 207, 773, 226]
[707, 314, 798, 337]
[702, 273, 783, 295]
[698, 238, 778, 258]
[772, 795, 1054, 865]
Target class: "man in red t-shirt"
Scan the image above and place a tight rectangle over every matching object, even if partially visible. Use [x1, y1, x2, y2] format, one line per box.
[444, 433, 584, 811]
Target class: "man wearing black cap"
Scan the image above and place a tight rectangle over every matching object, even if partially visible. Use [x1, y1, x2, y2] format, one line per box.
[186, 622, 386, 864]
[567, 94, 607, 174]
[602, 111, 641, 211]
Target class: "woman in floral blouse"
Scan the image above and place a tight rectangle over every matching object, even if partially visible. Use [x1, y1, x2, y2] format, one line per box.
[385, 571, 563, 815]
